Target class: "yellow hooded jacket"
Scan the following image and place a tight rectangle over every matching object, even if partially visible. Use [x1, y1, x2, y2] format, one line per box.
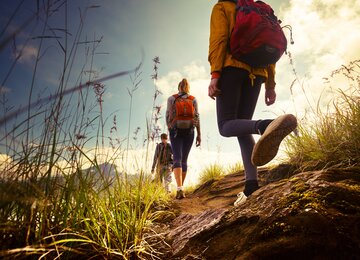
[208, 1, 276, 89]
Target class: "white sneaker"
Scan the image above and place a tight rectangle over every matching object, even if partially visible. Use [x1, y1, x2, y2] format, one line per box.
[234, 192, 247, 207]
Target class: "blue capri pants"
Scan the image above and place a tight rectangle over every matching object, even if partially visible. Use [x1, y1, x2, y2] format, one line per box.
[169, 128, 194, 172]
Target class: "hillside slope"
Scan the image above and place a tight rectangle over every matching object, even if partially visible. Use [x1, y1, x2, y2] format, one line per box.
[154, 166, 360, 259]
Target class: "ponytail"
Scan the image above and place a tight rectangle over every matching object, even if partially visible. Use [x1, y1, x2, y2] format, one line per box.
[178, 78, 190, 94]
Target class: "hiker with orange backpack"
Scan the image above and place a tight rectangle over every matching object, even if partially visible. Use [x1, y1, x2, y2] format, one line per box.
[151, 133, 173, 193]
[166, 78, 201, 199]
[208, 0, 297, 206]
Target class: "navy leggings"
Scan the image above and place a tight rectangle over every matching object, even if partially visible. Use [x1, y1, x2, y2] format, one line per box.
[169, 129, 194, 172]
[216, 67, 264, 181]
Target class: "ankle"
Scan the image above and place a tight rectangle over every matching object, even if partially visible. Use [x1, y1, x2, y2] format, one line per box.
[244, 180, 259, 196]
[257, 119, 273, 135]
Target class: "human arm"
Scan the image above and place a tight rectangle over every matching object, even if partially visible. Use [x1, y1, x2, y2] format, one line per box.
[208, 3, 229, 75]
[208, 77, 221, 100]
[151, 144, 159, 173]
[193, 98, 201, 147]
[208, 4, 229, 99]
[195, 124, 201, 147]
[265, 64, 276, 106]
[165, 96, 174, 129]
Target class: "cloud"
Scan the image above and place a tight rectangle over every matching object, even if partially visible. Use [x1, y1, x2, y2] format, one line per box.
[15, 45, 38, 64]
[0, 153, 12, 167]
[0, 86, 11, 94]
[0, 154, 15, 179]
[156, 60, 214, 116]
[106, 92, 114, 99]
[281, 0, 360, 59]
[273, 0, 360, 117]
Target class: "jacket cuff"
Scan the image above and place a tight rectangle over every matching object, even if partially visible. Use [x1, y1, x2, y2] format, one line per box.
[211, 71, 221, 79]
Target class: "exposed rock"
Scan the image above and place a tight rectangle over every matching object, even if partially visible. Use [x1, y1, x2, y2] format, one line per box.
[167, 209, 227, 255]
[161, 167, 360, 259]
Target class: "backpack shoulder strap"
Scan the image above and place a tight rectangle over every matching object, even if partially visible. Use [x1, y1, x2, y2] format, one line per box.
[156, 143, 161, 151]
[173, 93, 187, 102]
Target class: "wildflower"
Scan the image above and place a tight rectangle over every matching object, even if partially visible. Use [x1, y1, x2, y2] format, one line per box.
[75, 133, 86, 140]
[93, 83, 105, 104]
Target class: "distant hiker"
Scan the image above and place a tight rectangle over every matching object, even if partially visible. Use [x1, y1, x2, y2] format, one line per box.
[151, 133, 173, 193]
[166, 78, 201, 199]
[208, 0, 297, 206]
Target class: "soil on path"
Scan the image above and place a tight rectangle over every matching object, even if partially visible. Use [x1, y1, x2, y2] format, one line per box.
[170, 167, 275, 215]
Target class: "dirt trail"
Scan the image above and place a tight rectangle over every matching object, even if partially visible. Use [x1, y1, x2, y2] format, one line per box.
[170, 171, 248, 215]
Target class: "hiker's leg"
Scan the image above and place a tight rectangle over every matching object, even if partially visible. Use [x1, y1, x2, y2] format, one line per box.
[216, 67, 263, 199]
[173, 167, 182, 187]
[180, 130, 195, 185]
[236, 75, 263, 182]
[154, 166, 161, 183]
[216, 67, 261, 137]
[160, 165, 166, 184]
[164, 167, 172, 193]
[170, 129, 183, 188]
[181, 170, 186, 186]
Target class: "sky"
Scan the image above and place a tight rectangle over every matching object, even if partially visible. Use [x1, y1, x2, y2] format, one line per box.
[1, 0, 360, 185]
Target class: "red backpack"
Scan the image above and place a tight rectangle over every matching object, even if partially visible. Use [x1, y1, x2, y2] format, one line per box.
[170, 94, 195, 129]
[230, 0, 287, 68]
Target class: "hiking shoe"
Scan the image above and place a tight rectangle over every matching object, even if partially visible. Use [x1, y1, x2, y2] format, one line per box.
[176, 190, 185, 199]
[251, 114, 297, 166]
[234, 192, 247, 207]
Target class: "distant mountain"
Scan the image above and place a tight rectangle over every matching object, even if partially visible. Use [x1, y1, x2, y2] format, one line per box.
[83, 162, 146, 187]
[83, 162, 119, 188]
[85, 162, 118, 179]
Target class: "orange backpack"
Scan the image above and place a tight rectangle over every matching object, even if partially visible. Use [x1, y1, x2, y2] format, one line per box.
[171, 94, 195, 129]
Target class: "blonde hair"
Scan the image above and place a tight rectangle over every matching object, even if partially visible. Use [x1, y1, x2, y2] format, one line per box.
[178, 78, 190, 94]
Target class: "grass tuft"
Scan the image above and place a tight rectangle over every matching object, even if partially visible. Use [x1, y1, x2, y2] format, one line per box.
[226, 162, 244, 175]
[198, 164, 225, 184]
[285, 61, 360, 172]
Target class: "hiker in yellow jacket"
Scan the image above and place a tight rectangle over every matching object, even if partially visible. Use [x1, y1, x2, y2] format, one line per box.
[208, 0, 297, 206]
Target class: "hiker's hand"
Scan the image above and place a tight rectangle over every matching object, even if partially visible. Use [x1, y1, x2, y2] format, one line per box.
[265, 88, 276, 106]
[196, 135, 201, 147]
[208, 78, 221, 100]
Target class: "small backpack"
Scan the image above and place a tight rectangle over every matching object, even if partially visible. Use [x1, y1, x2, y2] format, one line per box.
[170, 93, 195, 129]
[230, 0, 287, 68]
[158, 143, 173, 165]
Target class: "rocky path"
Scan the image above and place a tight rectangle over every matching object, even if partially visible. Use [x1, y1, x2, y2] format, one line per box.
[152, 166, 360, 259]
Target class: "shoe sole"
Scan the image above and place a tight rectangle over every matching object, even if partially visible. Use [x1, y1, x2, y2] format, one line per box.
[251, 114, 297, 166]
